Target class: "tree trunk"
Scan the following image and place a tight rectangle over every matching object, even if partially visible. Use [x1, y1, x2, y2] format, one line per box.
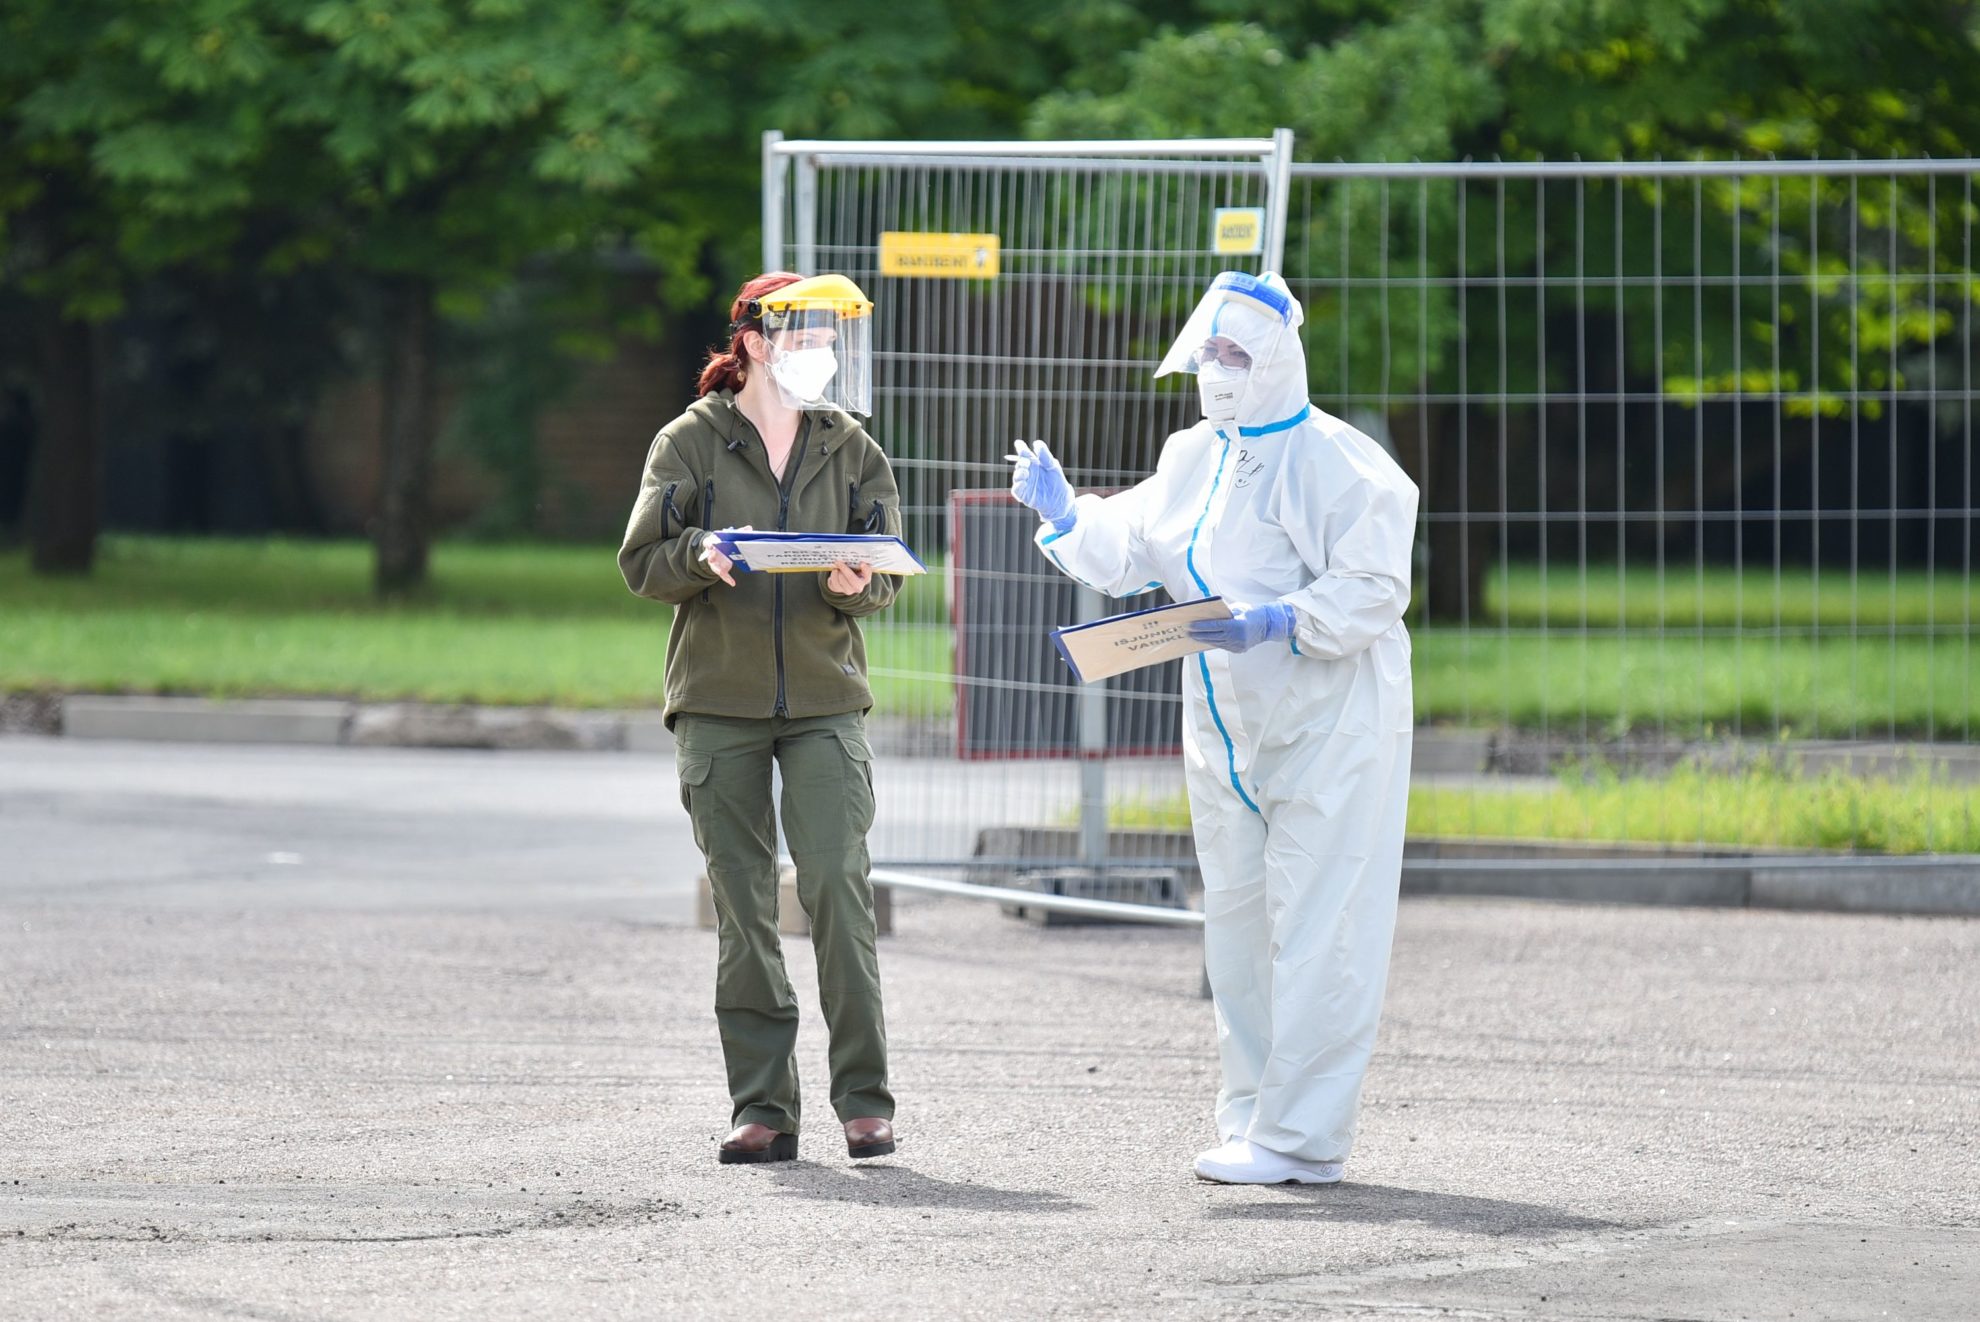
[267, 419, 327, 536]
[26, 311, 101, 575]
[374, 278, 436, 596]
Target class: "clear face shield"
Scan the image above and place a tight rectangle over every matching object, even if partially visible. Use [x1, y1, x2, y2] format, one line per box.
[1155, 271, 1299, 421]
[746, 274, 875, 415]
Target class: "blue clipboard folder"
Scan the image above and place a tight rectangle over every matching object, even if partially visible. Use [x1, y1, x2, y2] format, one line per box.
[1050, 596, 1234, 684]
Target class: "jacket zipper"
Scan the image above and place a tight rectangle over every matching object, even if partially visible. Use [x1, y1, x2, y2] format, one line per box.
[771, 421, 810, 717]
[700, 478, 717, 603]
[660, 481, 681, 542]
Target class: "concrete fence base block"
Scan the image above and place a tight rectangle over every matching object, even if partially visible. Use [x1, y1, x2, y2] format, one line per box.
[1000, 866, 1189, 926]
[971, 826, 1203, 895]
[62, 695, 351, 746]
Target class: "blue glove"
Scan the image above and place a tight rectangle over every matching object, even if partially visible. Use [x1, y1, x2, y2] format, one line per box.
[1188, 602, 1298, 653]
[1008, 439, 1076, 531]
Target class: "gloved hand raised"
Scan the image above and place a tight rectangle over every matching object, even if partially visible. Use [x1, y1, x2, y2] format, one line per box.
[1188, 602, 1298, 654]
[1006, 439, 1076, 530]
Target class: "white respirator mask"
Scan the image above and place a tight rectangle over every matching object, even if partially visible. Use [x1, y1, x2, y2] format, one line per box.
[1196, 361, 1248, 421]
[769, 345, 840, 404]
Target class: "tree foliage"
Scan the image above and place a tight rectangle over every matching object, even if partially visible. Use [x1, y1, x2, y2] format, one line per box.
[5, 0, 1978, 589]
[1029, 2, 1980, 615]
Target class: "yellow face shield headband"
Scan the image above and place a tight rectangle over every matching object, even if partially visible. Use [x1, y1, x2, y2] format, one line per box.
[731, 273, 877, 416]
[741, 273, 874, 333]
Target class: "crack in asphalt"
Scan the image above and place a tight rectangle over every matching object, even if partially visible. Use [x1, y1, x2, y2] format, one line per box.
[7, 1196, 683, 1246]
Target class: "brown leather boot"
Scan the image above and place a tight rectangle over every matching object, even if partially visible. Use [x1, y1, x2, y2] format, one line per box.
[844, 1117, 896, 1159]
[718, 1122, 797, 1165]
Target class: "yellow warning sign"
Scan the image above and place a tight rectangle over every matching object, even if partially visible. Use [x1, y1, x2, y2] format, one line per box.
[879, 232, 1001, 279]
[1213, 208, 1265, 256]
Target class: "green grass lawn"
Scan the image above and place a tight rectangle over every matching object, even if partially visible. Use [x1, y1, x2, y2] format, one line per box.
[9, 538, 1977, 852]
[0, 537, 949, 711]
[1112, 765, 1980, 855]
[1412, 629, 1978, 740]
[1425, 561, 1979, 737]
[3, 539, 1974, 736]
[1484, 561, 1980, 629]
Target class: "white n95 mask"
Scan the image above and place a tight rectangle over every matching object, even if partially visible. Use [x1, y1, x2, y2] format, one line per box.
[1197, 361, 1248, 421]
[770, 345, 839, 404]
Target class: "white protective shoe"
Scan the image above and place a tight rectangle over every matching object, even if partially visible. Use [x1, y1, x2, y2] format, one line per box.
[1193, 1139, 1345, 1185]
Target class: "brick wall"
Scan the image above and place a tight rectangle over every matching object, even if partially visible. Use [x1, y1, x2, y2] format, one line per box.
[537, 333, 697, 539]
[302, 328, 697, 541]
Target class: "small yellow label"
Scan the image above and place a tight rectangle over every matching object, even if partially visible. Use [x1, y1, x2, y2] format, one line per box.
[1213, 208, 1265, 256]
[879, 232, 1001, 279]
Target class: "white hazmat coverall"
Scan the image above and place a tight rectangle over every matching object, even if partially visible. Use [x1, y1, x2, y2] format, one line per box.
[1033, 271, 1417, 1164]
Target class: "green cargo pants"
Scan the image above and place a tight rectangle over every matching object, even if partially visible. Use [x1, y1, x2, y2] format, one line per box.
[675, 710, 893, 1134]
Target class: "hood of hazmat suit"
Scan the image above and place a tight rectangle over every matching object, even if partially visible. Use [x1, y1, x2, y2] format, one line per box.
[1031, 270, 1419, 1167]
[1154, 270, 1313, 432]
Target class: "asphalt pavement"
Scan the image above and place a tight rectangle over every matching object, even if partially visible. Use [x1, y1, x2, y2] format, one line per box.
[3, 735, 1976, 1320]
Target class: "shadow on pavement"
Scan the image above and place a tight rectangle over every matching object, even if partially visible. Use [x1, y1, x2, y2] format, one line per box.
[768, 1162, 1093, 1214]
[1203, 1181, 1617, 1236]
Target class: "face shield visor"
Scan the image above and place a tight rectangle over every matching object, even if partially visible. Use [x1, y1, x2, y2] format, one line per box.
[1155, 271, 1301, 419]
[744, 273, 875, 415]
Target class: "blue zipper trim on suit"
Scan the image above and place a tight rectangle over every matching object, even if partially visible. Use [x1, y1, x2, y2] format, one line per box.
[1238, 404, 1311, 437]
[1185, 431, 1261, 815]
[1040, 522, 1101, 591]
[1183, 436, 1225, 597]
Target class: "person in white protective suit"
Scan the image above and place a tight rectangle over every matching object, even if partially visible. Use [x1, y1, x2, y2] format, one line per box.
[1008, 271, 1418, 1185]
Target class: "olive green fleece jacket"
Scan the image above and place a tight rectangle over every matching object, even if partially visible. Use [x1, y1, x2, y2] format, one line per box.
[618, 390, 903, 726]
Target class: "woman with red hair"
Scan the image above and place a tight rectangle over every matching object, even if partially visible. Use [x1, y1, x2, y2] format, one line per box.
[620, 271, 901, 1165]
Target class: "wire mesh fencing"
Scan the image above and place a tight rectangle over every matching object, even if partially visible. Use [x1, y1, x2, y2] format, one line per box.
[765, 137, 1292, 874]
[1283, 159, 1978, 855]
[764, 137, 1980, 869]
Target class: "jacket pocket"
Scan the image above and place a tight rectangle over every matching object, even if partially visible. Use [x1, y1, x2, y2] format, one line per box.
[676, 751, 712, 814]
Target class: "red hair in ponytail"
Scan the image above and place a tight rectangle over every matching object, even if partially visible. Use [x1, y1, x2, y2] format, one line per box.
[696, 271, 805, 398]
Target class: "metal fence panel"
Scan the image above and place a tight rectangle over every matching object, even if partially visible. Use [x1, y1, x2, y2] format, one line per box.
[763, 138, 1980, 868]
[765, 135, 1288, 871]
[1284, 159, 1979, 855]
